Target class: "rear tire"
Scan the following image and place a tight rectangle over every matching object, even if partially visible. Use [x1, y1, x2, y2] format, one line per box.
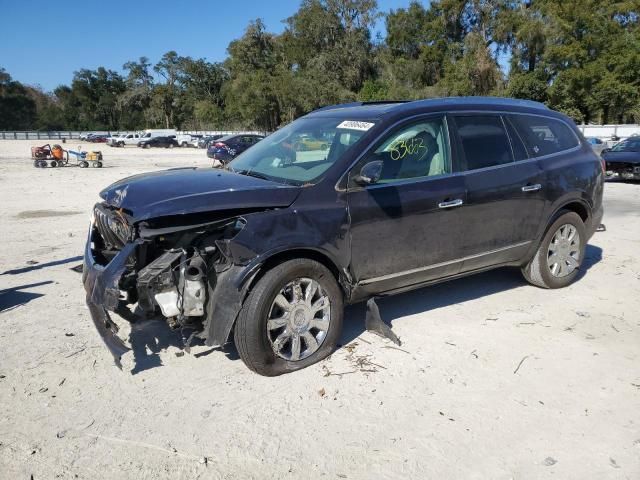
[234, 259, 343, 376]
[522, 211, 586, 289]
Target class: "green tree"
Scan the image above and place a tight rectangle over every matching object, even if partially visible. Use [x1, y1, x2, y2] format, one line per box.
[0, 68, 37, 130]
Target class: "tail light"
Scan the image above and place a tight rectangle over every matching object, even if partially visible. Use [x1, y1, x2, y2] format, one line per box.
[601, 157, 606, 174]
[214, 142, 226, 148]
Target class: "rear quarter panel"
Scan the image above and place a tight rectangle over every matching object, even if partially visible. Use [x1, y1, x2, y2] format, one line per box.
[536, 140, 604, 241]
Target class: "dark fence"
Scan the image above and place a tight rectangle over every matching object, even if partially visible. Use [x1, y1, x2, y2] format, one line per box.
[1, 131, 86, 140]
[0, 130, 269, 140]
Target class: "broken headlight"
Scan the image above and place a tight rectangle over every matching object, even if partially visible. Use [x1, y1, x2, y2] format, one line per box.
[93, 205, 133, 249]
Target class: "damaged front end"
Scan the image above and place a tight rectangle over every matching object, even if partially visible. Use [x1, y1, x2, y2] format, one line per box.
[83, 203, 251, 367]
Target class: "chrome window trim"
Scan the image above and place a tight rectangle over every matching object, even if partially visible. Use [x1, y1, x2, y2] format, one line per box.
[357, 240, 532, 286]
[336, 109, 582, 191]
[335, 113, 454, 192]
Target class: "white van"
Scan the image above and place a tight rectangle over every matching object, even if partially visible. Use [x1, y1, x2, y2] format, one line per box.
[140, 129, 177, 141]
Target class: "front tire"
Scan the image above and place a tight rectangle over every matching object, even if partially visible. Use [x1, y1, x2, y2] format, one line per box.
[522, 211, 586, 289]
[234, 259, 343, 376]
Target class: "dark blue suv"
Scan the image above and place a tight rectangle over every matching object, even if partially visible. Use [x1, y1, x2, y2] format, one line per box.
[83, 97, 604, 375]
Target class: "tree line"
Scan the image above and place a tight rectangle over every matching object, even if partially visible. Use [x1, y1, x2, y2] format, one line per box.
[1, 0, 639, 132]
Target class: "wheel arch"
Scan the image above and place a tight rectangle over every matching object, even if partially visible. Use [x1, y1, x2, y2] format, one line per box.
[555, 200, 590, 224]
[525, 196, 592, 264]
[243, 247, 346, 298]
[207, 247, 347, 347]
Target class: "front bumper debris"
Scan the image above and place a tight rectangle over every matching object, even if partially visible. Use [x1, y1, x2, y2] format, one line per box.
[83, 237, 140, 368]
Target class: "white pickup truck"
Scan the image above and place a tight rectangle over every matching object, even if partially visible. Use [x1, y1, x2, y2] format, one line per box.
[176, 134, 203, 147]
[109, 132, 142, 147]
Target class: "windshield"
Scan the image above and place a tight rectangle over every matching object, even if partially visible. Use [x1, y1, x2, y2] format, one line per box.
[611, 138, 640, 152]
[228, 117, 376, 185]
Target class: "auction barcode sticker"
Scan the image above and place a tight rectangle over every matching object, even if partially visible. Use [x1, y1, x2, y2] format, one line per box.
[337, 120, 375, 131]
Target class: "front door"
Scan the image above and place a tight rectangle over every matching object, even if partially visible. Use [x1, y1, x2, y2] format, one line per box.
[347, 116, 467, 294]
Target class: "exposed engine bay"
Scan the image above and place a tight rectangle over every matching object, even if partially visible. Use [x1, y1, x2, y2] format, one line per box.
[85, 201, 254, 364]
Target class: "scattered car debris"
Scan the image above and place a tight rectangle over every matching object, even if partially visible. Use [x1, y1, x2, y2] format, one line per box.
[543, 457, 557, 466]
[318, 388, 326, 397]
[513, 355, 529, 375]
[609, 458, 621, 469]
[365, 298, 401, 346]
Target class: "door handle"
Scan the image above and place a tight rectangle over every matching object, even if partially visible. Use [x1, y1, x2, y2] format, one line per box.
[438, 199, 464, 209]
[521, 183, 542, 192]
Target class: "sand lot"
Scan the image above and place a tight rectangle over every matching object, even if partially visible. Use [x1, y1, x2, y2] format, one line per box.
[0, 139, 639, 479]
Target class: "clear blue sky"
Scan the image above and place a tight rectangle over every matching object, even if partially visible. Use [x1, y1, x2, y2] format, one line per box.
[0, 0, 416, 91]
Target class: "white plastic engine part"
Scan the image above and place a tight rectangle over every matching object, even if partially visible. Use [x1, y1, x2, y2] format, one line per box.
[154, 289, 180, 317]
[182, 277, 205, 316]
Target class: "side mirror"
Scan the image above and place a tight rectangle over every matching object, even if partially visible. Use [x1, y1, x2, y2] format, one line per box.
[353, 161, 383, 186]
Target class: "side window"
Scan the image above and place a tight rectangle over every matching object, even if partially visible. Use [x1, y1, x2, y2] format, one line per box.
[359, 117, 450, 183]
[511, 115, 579, 157]
[504, 116, 529, 161]
[453, 115, 514, 171]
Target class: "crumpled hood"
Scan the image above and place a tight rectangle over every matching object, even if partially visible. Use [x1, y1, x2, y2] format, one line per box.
[100, 167, 301, 222]
[602, 151, 640, 164]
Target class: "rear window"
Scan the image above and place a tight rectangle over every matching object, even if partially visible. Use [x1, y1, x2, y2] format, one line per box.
[453, 115, 514, 171]
[510, 115, 579, 157]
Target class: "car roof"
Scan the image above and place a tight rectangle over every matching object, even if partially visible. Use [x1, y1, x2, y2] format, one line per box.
[305, 96, 554, 121]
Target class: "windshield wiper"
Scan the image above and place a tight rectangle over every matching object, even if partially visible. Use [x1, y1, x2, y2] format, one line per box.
[235, 169, 272, 181]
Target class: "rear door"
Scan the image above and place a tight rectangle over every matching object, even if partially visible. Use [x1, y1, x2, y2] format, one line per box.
[450, 114, 546, 271]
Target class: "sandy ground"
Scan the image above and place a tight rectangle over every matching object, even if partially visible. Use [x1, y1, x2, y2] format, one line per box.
[0, 139, 639, 479]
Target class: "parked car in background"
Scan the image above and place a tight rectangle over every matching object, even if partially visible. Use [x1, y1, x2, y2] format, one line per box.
[187, 134, 203, 147]
[602, 136, 640, 180]
[84, 97, 603, 376]
[88, 134, 109, 143]
[106, 133, 121, 145]
[137, 136, 179, 149]
[176, 134, 195, 147]
[293, 133, 330, 151]
[198, 135, 224, 149]
[585, 137, 607, 157]
[80, 132, 104, 141]
[207, 134, 264, 166]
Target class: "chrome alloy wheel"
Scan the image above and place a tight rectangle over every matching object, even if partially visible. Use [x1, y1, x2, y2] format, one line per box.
[547, 223, 581, 278]
[267, 277, 331, 361]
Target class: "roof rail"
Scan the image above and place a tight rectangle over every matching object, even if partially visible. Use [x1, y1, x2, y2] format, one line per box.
[361, 100, 409, 105]
[311, 100, 409, 113]
[413, 96, 549, 110]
